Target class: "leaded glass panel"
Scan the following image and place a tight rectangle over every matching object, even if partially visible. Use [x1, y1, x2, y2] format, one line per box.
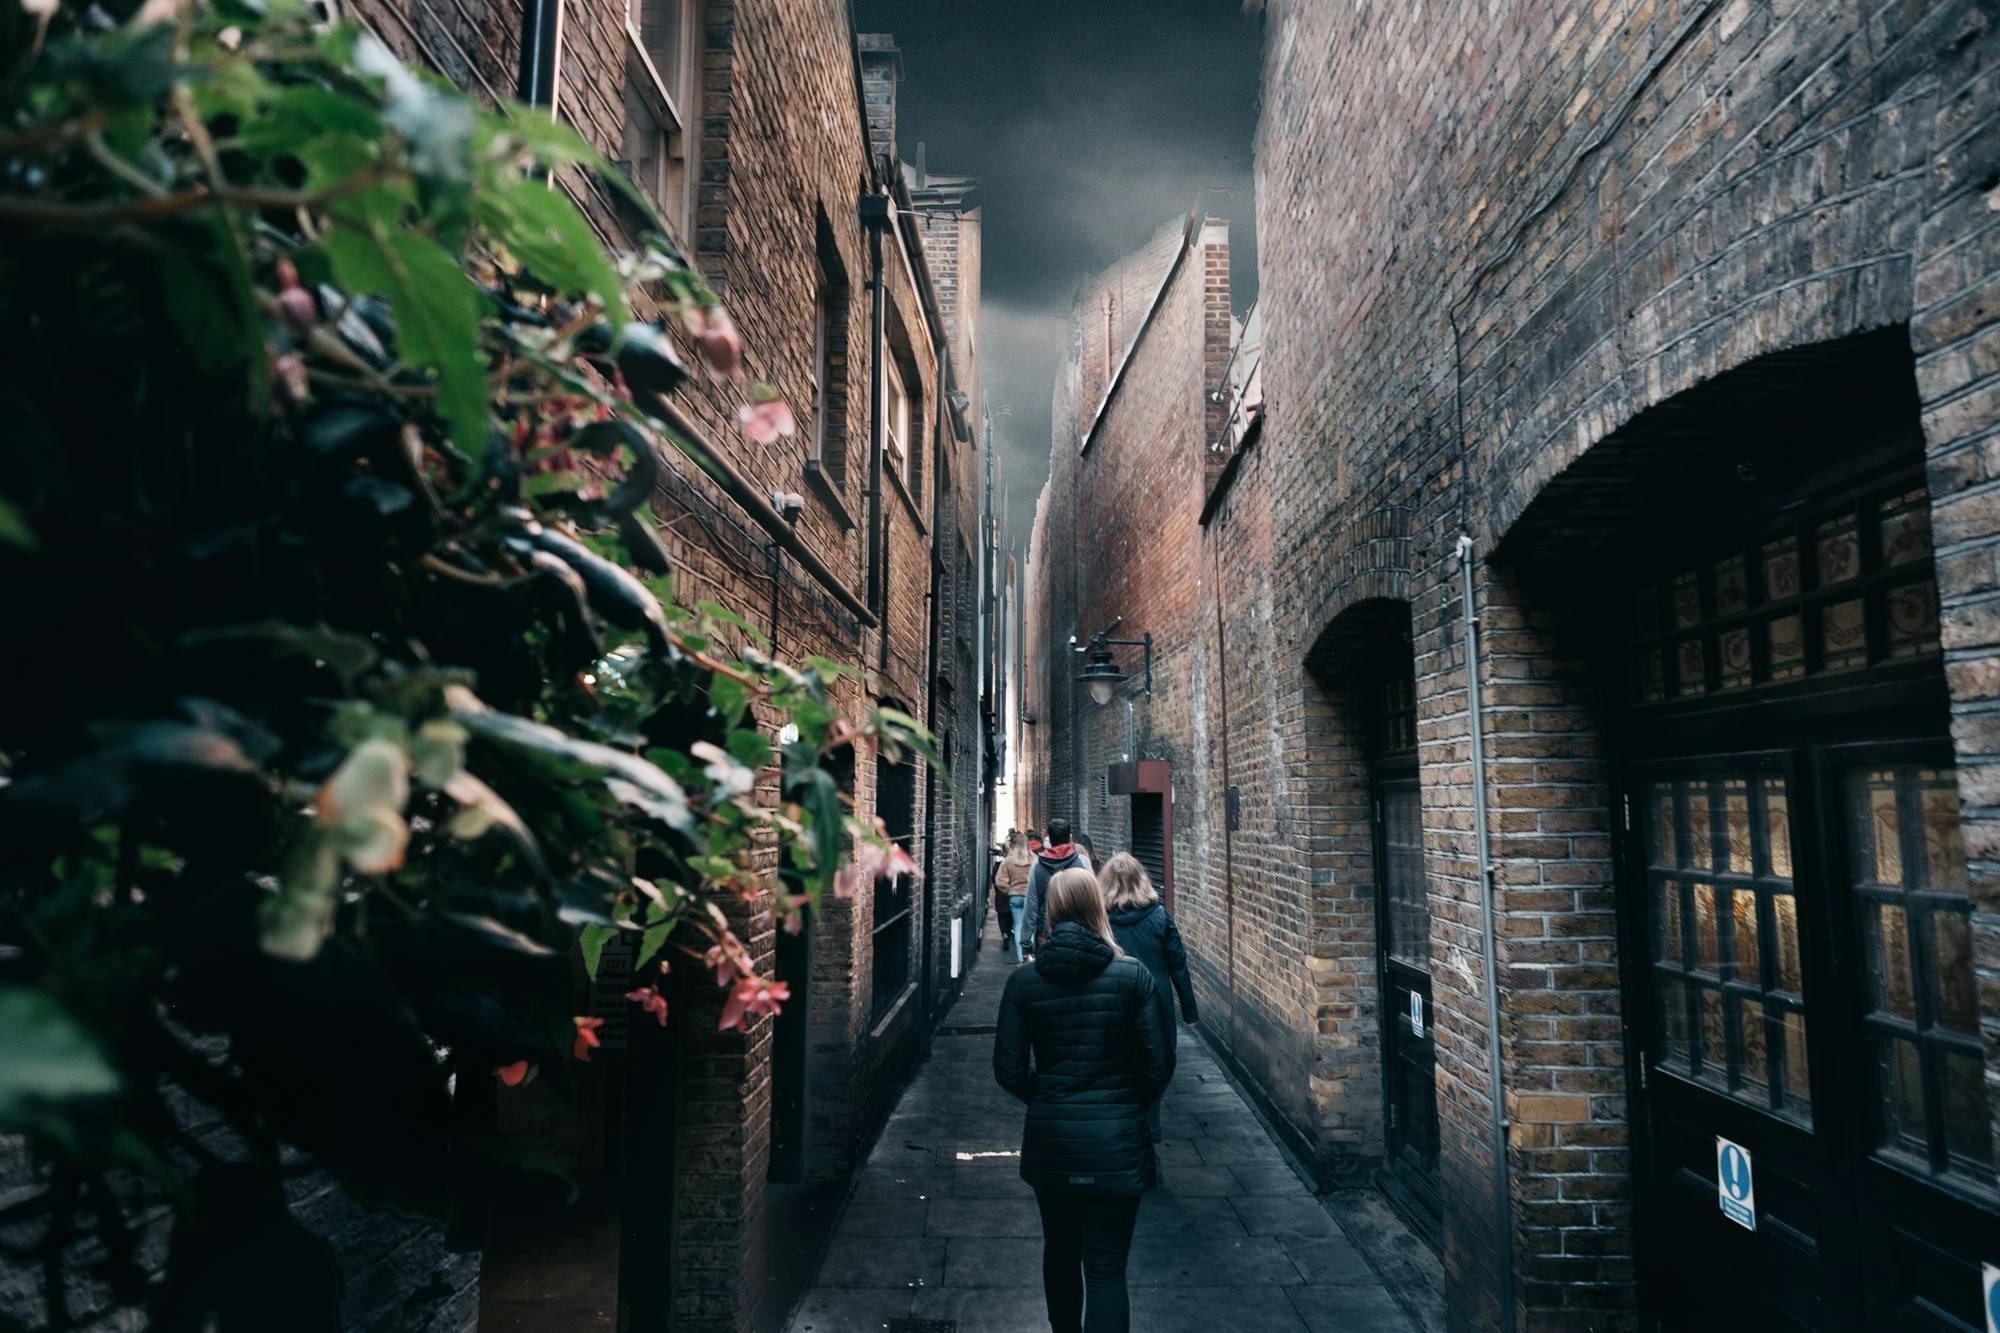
[1644, 772, 1811, 1124]
[1628, 479, 1938, 704]
[1845, 764, 1991, 1188]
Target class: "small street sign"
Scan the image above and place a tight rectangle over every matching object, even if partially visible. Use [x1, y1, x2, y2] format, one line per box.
[1409, 990, 1424, 1038]
[1716, 1137, 1756, 1231]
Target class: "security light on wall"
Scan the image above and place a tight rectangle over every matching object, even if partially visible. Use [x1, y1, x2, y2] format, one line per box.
[1076, 628, 1152, 706]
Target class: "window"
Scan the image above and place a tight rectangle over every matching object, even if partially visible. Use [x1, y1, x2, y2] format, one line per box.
[871, 748, 918, 1023]
[810, 218, 850, 487]
[621, 0, 698, 238]
[1847, 764, 1990, 1185]
[1643, 772, 1812, 1124]
[1628, 477, 1939, 704]
[884, 355, 911, 479]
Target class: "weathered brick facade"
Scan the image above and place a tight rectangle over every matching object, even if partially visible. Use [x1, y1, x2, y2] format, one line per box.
[1026, 2, 2000, 1330]
[316, 3, 987, 1330]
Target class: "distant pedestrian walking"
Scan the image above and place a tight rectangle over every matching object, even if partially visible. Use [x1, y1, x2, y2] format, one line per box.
[1101, 853, 1199, 1147]
[1022, 816, 1091, 954]
[996, 830, 1033, 961]
[994, 867, 1171, 1333]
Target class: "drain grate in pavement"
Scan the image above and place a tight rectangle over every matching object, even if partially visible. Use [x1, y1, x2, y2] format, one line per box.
[935, 1023, 996, 1035]
[886, 1321, 957, 1333]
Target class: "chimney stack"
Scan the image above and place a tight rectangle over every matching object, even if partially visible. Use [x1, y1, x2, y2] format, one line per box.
[857, 34, 902, 165]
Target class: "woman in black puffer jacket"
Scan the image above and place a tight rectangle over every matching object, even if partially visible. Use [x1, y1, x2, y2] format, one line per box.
[1100, 852, 1199, 1147]
[995, 866, 1171, 1333]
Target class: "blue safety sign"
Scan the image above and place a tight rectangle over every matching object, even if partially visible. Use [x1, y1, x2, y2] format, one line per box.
[1716, 1136, 1755, 1231]
[1983, 1261, 1998, 1333]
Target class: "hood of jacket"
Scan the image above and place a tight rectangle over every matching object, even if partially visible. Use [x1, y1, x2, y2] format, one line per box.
[1034, 922, 1116, 983]
[1036, 844, 1084, 872]
[1107, 903, 1159, 929]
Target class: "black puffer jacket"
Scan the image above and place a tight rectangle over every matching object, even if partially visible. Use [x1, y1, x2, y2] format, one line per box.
[994, 922, 1172, 1196]
[1108, 903, 1199, 1034]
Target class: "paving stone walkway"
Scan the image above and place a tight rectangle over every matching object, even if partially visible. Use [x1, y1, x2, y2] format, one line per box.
[785, 919, 1441, 1333]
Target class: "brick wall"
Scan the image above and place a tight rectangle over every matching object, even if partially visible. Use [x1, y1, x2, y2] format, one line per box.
[1022, 1, 2000, 1329]
[325, 1, 983, 1329]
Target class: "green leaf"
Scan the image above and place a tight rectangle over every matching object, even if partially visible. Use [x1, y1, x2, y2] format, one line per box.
[159, 247, 246, 375]
[579, 923, 616, 978]
[453, 697, 692, 832]
[725, 728, 771, 772]
[709, 672, 748, 729]
[321, 226, 489, 462]
[492, 107, 609, 172]
[635, 920, 672, 972]
[0, 498, 38, 551]
[473, 177, 628, 327]
[698, 599, 770, 649]
[803, 655, 852, 683]
[0, 988, 120, 1132]
[354, 34, 474, 188]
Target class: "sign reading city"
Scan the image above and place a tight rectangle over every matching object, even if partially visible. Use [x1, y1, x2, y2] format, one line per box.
[1716, 1137, 1756, 1231]
[1409, 990, 1424, 1038]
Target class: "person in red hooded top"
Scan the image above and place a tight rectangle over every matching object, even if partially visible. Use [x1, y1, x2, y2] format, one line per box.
[1021, 817, 1092, 958]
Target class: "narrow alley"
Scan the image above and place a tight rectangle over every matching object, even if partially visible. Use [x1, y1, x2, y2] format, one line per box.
[786, 920, 1442, 1333]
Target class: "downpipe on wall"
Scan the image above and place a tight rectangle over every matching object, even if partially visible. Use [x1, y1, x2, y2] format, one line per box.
[1456, 533, 1516, 1333]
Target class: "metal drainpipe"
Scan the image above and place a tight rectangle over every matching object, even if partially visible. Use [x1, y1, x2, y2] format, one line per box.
[861, 191, 890, 674]
[1213, 538, 1236, 1042]
[1456, 532, 1516, 1333]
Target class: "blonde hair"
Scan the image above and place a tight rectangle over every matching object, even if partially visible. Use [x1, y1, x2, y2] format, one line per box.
[1003, 830, 1033, 867]
[1045, 866, 1121, 953]
[1098, 852, 1159, 912]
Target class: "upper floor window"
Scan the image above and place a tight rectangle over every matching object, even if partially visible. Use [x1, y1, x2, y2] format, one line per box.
[622, 0, 698, 239]
[884, 355, 911, 479]
[811, 217, 851, 488]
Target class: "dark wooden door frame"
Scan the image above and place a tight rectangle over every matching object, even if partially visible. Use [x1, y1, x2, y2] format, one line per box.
[1109, 758, 1173, 909]
[1371, 756, 1441, 1240]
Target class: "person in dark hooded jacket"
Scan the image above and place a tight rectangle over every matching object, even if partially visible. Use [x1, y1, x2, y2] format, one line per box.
[1099, 852, 1198, 1146]
[1021, 816, 1091, 954]
[995, 866, 1170, 1333]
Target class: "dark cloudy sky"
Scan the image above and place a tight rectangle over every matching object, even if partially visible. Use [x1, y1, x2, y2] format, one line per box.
[853, 0, 1265, 543]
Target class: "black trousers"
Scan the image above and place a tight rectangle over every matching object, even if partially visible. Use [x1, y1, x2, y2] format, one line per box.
[1032, 1189, 1143, 1333]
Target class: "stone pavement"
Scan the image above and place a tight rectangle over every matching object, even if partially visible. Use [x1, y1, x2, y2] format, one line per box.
[785, 918, 1442, 1333]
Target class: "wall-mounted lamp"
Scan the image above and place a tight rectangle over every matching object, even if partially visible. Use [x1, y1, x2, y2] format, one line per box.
[1076, 630, 1152, 706]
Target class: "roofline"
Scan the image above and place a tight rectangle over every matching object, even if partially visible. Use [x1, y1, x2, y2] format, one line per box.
[1077, 208, 1210, 457]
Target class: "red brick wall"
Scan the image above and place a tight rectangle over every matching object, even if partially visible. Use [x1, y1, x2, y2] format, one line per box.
[1022, 3, 2000, 1331]
[1248, 1, 2000, 1328]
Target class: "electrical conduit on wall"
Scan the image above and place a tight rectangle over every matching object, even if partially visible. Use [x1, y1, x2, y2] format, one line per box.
[1457, 532, 1515, 1333]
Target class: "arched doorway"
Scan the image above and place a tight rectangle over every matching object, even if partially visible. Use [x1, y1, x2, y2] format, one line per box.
[1503, 328, 1997, 1330]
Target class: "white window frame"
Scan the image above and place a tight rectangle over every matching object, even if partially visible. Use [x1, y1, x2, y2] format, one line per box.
[622, 0, 698, 238]
[884, 355, 911, 478]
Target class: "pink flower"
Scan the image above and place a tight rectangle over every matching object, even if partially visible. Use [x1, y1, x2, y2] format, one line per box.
[853, 838, 920, 884]
[275, 258, 317, 333]
[704, 941, 748, 988]
[719, 976, 791, 1032]
[495, 1060, 530, 1086]
[683, 304, 744, 378]
[833, 864, 865, 899]
[739, 398, 796, 445]
[273, 351, 309, 404]
[626, 986, 669, 1027]
[572, 1015, 604, 1062]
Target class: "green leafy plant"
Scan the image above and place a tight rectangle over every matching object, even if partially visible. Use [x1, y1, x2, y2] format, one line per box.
[0, 0, 931, 1323]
